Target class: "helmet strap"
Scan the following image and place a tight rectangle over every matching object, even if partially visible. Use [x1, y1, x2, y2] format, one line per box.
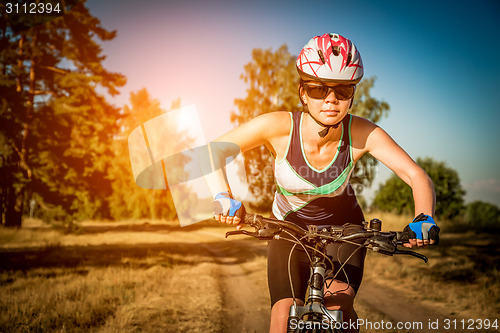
[303, 104, 341, 138]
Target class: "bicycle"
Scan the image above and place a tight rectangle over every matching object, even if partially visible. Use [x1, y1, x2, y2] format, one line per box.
[224, 213, 428, 333]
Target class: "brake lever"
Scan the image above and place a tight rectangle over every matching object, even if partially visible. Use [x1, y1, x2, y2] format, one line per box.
[225, 226, 280, 240]
[394, 248, 428, 263]
[225, 230, 259, 238]
[367, 234, 429, 263]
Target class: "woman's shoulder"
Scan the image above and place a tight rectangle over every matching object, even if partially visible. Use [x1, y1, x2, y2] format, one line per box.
[252, 111, 293, 134]
[256, 110, 294, 121]
[349, 114, 379, 134]
[350, 114, 377, 126]
[348, 114, 382, 151]
[215, 111, 294, 152]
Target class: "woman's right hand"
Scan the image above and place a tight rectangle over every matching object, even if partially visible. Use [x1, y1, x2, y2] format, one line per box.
[403, 213, 440, 248]
[212, 192, 246, 229]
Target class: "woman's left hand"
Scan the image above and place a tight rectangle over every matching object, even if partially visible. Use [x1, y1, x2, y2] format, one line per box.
[403, 213, 440, 248]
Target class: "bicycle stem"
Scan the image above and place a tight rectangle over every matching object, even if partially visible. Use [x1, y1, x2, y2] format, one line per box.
[288, 254, 343, 329]
[306, 257, 327, 305]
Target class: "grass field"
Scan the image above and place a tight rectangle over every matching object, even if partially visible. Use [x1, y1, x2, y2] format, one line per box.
[0, 214, 499, 332]
[362, 212, 500, 319]
[0, 219, 227, 332]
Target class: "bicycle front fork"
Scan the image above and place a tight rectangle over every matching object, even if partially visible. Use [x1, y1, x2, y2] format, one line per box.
[287, 260, 343, 331]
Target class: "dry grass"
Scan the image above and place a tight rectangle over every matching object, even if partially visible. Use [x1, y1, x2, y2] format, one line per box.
[0, 219, 225, 332]
[1, 214, 499, 332]
[362, 211, 500, 319]
[1, 265, 222, 333]
[354, 302, 413, 333]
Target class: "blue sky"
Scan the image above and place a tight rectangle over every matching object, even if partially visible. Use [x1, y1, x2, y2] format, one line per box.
[86, 0, 500, 207]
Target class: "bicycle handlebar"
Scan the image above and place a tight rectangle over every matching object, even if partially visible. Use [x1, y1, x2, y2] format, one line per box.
[225, 214, 428, 263]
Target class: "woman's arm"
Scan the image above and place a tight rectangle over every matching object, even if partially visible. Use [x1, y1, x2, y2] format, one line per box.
[205, 112, 288, 194]
[364, 125, 436, 217]
[206, 113, 274, 196]
[205, 112, 291, 227]
[354, 117, 437, 246]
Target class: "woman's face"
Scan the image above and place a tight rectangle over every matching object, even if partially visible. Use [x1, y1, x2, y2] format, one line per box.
[301, 81, 353, 126]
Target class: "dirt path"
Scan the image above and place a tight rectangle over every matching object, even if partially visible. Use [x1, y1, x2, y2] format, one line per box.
[2, 221, 495, 333]
[197, 231, 271, 332]
[356, 279, 497, 333]
[356, 280, 449, 333]
[191, 228, 475, 333]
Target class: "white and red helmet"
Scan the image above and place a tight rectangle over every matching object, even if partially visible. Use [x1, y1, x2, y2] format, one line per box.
[296, 33, 363, 84]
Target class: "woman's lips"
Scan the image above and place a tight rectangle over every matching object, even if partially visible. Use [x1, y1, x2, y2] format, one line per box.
[321, 110, 340, 116]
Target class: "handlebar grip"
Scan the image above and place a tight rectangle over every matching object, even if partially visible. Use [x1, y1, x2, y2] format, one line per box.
[396, 230, 439, 245]
[243, 214, 307, 238]
[244, 214, 263, 228]
[395, 231, 410, 244]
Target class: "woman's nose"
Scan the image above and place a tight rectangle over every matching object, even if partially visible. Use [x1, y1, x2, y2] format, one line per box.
[324, 90, 339, 103]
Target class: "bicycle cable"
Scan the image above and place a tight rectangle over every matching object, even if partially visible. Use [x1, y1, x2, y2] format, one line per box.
[324, 243, 353, 295]
[281, 232, 345, 304]
[287, 242, 299, 308]
[273, 227, 369, 306]
[283, 229, 312, 308]
[336, 243, 352, 293]
[325, 244, 364, 295]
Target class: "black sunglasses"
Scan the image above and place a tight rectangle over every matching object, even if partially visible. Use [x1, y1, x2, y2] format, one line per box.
[303, 82, 356, 100]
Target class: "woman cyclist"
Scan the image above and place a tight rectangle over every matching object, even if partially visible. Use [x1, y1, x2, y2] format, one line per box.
[207, 33, 439, 333]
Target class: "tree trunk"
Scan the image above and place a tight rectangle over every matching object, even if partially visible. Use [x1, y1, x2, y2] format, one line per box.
[3, 186, 23, 227]
[0, 33, 27, 228]
[2, 30, 36, 228]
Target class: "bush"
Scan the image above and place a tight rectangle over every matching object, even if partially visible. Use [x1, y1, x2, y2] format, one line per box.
[464, 201, 500, 229]
[372, 157, 465, 219]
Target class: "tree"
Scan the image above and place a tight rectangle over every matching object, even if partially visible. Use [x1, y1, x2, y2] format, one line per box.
[464, 201, 500, 228]
[107, 89, 179, 220]
[372, 157, 465, 219]
[0, 0, 125, 226]
[231, 45, 300, 209]
[231, 45, 389, 210]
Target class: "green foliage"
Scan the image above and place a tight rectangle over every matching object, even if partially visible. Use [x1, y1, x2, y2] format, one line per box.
[372, 157, 466, 219]
[371, 176, 413, 215]
[231, 45, 300, 209]
[464, 201, 500, 228]
[230, 45, 389, 210]
[0, 0, 125, 225]
[106, 89, 179, 220]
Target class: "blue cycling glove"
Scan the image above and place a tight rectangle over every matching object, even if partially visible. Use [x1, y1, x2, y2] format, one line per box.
[404, 213, 440, 244]
[212, 192, 246, 219]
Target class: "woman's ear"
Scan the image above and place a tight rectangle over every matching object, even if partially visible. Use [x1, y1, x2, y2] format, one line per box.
[298, 84, 306, 106]
[349, 86, 357, 109]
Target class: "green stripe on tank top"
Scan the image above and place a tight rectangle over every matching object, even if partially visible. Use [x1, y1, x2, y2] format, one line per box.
[276, 161, 354, 196]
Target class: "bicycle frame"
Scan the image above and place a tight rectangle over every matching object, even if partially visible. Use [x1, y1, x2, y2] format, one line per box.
[283, 224, 346, 333]
[225, 214, 428, 333]
[287, 254, 343, 332]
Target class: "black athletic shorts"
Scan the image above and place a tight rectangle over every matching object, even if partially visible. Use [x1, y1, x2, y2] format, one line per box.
[267, 230, 366, 308]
